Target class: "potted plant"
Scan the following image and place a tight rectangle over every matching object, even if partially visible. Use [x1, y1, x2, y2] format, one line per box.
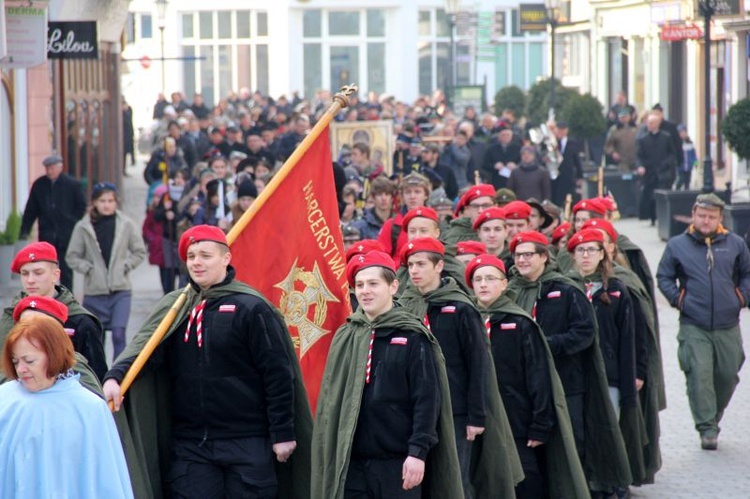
[721, 98, 750, 237]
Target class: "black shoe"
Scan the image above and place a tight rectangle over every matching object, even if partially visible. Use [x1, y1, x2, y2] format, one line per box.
[701, 435, 718, 450]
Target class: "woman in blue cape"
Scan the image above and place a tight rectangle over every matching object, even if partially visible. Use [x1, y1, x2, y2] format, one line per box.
[0, 314, 133, 499]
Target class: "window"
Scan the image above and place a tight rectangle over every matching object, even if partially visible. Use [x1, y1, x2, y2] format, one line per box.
[301, 9, 387, 98]
[141, 14, 153, 39]
[182, 10, 269, 106]
[417, 9, 469, 95]
[125, 13, 135, 44]
[182, 13, 194, 38]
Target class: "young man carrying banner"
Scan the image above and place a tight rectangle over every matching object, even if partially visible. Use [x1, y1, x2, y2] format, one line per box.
[103, 225, 311, 498]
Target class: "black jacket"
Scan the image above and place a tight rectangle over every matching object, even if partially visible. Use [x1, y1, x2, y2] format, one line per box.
[482, 141, 521, 189]
[65, 312, 108, 382]
[534, 280, 596, 396]
[552, 137, 583, 206]
[636, 131, 676, 187]
[352, 326, 441, 460]
[110, 271, 296, 443]
[425, 299, 488, 425]
[20, 174, 87, 248]
[589, 279, 637, 408]
[488, 311, 555, 442]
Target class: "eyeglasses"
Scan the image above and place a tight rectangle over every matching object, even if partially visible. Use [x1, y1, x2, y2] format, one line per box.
[472, 276, 506, 284]
[513, 251, 539, 260]
[574, 247, 603, 256]
[468, 202, 494, 210]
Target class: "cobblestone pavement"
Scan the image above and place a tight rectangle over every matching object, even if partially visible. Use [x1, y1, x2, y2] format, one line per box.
[2, 165, 748, 497]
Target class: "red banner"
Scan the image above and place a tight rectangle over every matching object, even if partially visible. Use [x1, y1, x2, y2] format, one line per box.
[230, 127, 351, 413]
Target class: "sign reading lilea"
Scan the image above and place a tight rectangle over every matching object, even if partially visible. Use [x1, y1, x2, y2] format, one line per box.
[47, 21, 98, 60]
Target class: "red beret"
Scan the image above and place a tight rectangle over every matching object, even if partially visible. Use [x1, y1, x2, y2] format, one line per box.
[572, 198, 607, 216]
[551, 222, 572, 245]
[178, 225, 229, 262]
[345, 239, 386, 263]
[502, 200, 532, 220]
[13, 295, 68, 324]
[399, 237, 445, 267]
[465, 254, 507, 289]
[456, 241, 487, 256]
[454, 184, 496, 216]
[402, 207, 438, 231]
[582, 219, 618, 243]
[596, 196, 617, 213]
[472, 207, 506, 230]
[567, 228, 605, 253]
[11, 242, 58, 273]
[509, 231, 549, 253]
[346, 250, 397, 287]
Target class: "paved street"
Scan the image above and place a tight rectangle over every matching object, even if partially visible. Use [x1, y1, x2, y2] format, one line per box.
[2, 167, 749, 497]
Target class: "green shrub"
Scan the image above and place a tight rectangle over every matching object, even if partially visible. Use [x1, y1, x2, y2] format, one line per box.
[722, 98, 750, 160]
[560, 93, 607, 139]
[493, 86, 526, 118]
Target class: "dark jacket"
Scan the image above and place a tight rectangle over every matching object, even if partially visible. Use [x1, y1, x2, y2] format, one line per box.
[534, 280, 596, 396]
[488, 310, 555, 442]
[351, 326, 440, 460]
[352, 208, 387, 241]
[482, 141, 521, 189]
[20, 174, 87, 248]
[636, 131, 676, 188]
[425, 298, 488, 425]
[442, 143, 472, 189]
[657, 226, 750, 331]
[551, 137, 583, 207]
[589, 278, 637, 408]
[507, 161, 552, 202]
[108, 269, 296, 443]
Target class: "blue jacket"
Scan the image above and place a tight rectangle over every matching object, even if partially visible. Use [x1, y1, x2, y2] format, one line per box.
[352, 208, 387, 241]
[657, 226, 750, 330]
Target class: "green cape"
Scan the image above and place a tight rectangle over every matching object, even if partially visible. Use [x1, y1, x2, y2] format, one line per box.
[311, 306, 463, 499]
[399, 278, 524, 498]
[616, 233, 664, 409]
[614, 265, 664, 484]
[440, 217, 479, 246]
[507, 265, 633, 491]
[0, 285, 103, 396]
[480, 295, 589, 498]
[112, 277, 313, 499]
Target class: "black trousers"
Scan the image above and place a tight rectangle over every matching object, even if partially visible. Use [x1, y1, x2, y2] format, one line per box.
[453, 415, 473, 499]
[345, 457, 421, 499]
[57, 243, 74, 291]
[514, 439, 547, 499]
[566, 394, 585, 459]
[167, 437, 277, 499]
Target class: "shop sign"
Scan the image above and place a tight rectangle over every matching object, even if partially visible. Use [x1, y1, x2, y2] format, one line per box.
[0, 3, 47, 68]
[660, 24, 703, 41]
[519, 4, 547, 32]
[47, 21, 98, 59]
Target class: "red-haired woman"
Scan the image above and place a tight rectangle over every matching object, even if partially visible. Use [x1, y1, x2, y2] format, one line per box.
[0, 315, 133, 498]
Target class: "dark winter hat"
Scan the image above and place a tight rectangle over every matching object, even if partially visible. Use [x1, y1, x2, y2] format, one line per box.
[237, 180, 258, 199]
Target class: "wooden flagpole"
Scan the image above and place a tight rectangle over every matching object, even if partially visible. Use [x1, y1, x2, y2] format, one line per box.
[110, 84, 357, 409]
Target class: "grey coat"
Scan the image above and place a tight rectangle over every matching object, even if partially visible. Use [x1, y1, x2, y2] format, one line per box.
[66, 211, 146, 296]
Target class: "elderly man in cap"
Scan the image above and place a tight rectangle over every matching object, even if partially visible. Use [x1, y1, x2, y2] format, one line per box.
[103, 225, 311, 498]
[657, 193, 750, 451]
[20, 155, 87, 291]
